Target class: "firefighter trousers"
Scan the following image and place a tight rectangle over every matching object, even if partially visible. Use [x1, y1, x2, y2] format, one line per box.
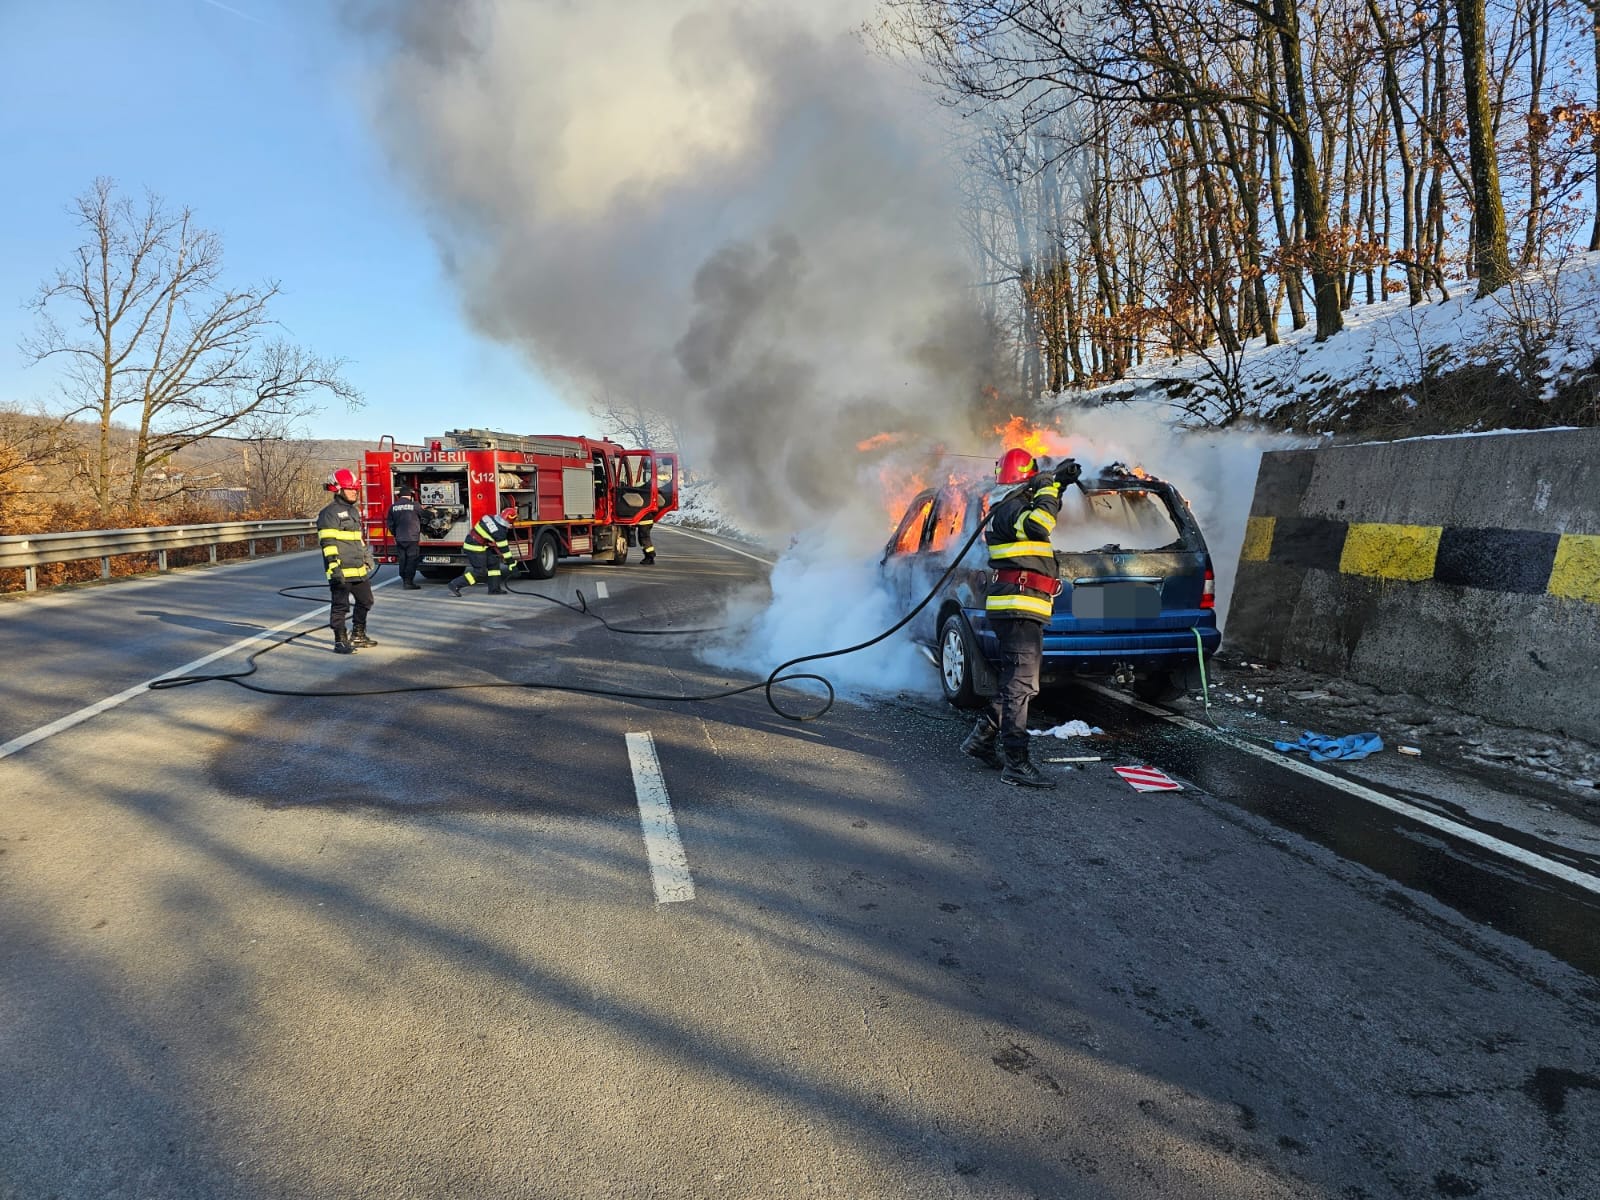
[983, 617, 1043, 752]
[451, 549, 505, 593]
[395, 541, 421, 585]
[330, 578, 375, 632]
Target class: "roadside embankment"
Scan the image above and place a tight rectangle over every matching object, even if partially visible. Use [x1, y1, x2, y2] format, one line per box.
[1226, 429, 1600, 743]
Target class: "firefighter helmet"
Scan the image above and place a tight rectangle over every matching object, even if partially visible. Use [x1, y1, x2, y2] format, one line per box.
[996, 448, 1038, 484]
[326, 467, 358, 492]
[499, 506, 518, 522]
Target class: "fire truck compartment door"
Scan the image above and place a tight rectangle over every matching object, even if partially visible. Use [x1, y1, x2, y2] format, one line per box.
[563, 467, 596, 519]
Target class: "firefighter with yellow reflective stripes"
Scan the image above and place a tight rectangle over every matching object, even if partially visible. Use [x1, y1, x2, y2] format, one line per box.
[316, 468, 377, 655]
[448, 507, 519, 597]
[961, 449, 1081, 788]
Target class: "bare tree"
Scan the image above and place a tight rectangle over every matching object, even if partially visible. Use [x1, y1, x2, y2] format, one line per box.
[0, 403, 69, 527]
[23, 179, 363, 518]
[585, 389, 684, 453]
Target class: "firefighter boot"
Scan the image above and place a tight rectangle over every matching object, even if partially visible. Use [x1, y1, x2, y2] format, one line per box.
[1000, 745, 1057, 789]
[642, 550, 656, 565]
[448, 576, 465, 597]
[350, 625, 378, 649]
[333, 627, 355, 655]
[960, 716, 1003, 769]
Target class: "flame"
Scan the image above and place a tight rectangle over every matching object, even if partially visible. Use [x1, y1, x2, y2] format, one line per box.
[993, 415, 1075, 461]
[856, 431, 900, 452]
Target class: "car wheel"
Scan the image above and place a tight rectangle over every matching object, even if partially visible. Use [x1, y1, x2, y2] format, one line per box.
[527, 532, 560, 579]
[1132, 669, 1185, 704]
[938, 613, 985, 709]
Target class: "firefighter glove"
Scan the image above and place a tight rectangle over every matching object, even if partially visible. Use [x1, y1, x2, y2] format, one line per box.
[1053, 458, 1083, 487]
[329, 568, 345, 584]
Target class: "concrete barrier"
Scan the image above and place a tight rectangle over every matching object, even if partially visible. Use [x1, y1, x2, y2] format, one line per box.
[1226, 429, 1600, 742]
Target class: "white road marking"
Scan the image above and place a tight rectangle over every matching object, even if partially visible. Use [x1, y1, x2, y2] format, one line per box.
[0, 577, 397, 762]
[1083, 681, 1600, 897]
[626, 731, 695, 904]
[596, 582, 609, 599]
[660, 526, 777, 565]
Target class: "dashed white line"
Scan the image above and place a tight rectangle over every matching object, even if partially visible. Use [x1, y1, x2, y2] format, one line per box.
[626, 731, 695, 903]
[596, 581, 609, 599]
[1083, 681, 1600, 898]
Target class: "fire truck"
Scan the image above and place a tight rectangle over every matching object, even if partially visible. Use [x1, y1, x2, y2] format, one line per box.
[361, 429, 680, 579]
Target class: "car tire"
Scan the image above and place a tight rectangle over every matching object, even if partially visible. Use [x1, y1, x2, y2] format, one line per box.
[527, 532, 560, 579]
[938, 613, 985, 710]
[1133, 670, 1185, 704]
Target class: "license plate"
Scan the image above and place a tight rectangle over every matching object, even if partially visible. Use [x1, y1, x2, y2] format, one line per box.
[1071, 582, 1161, 620]
[422, 555, 453, 564]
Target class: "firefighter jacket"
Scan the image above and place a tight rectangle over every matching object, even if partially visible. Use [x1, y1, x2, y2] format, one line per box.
[984, 480, 1064, 622]
[386, 496, 422, 543]
[462, 513, 513, 562]
[316, 495, 374, 582]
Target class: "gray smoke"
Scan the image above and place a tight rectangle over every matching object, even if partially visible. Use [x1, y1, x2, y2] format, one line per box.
[360, 0, 989, 535]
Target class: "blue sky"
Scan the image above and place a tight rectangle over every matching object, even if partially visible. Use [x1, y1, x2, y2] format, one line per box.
[0, 0, 581, 441]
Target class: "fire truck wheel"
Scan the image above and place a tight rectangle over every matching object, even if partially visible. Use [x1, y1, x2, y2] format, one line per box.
[610, 538, 629, 565]
[528, 532, 560, 579]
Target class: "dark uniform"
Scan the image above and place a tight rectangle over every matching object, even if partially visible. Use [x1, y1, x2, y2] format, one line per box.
[386, 491, 423, 589]
[631, 518, 656, 564]
[316, 492, 376, 653]
[961, 473, 1066, 788]
[448, 513, 514, 596]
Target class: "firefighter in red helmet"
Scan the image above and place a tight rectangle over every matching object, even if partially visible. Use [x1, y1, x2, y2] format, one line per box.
[448, 506, 519, 596]
[961, 448, 1081, 787]
[316, 468, 377, 654]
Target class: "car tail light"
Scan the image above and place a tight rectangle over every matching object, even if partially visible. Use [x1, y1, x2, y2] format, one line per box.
[1200, 568, 1215, 609]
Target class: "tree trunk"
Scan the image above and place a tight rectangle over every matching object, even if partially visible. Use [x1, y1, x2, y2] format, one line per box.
[1455, 0, 1513, 295]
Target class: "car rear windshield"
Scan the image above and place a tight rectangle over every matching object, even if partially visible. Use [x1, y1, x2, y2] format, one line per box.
[1055, 487, 1185, 552]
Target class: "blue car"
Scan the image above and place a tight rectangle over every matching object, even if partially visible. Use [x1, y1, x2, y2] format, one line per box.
[881, 464, 1222, 706]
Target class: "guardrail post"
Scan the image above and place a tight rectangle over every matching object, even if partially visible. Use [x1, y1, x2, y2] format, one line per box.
[101, 557, 111, 579]
[249, 538, 257, 558]
[276, 537, 283, 553]
[158, 550, 168, 572]
[25, 566, 36, 592]
[209, 544, 218, 564]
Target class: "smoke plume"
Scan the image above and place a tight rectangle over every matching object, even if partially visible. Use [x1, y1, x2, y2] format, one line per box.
[361, 0, 990, 536]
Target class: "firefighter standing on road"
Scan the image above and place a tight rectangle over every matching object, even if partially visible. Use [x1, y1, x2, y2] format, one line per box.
[386, 486, 423, 589]
[961, 449, 1081, 788]
[448, 507, 518, 597]
[317, 468, 377, 655]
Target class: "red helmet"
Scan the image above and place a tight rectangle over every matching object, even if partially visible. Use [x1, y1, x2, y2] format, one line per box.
[326, 468, 358, 492]
[996, 448, 1038, 484]
[498, 506, 518, 522]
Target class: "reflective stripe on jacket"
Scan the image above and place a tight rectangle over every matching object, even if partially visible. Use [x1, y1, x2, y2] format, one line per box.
[316, 496, 373, 581]
[463, 514, 512, 559]
[984, 481, 1062, 623]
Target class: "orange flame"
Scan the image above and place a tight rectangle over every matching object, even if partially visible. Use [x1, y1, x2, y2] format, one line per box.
[856, 431, 900, 452]
[993, 415, 1076, 462]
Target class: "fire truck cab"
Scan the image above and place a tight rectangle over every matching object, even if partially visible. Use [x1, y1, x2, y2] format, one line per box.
[362, 429, 680, 579]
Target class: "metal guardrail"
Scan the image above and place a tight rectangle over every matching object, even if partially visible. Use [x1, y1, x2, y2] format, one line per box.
[0, 519, 316, 593]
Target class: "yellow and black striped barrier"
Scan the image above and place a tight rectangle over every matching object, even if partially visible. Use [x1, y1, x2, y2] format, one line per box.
[1240, 514, 1600, 604]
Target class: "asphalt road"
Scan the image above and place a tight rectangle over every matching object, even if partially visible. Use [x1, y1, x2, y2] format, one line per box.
[1, 528, 1597, 1199]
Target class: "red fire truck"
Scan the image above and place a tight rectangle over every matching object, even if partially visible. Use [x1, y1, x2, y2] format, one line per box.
[361, 429, 680, 579]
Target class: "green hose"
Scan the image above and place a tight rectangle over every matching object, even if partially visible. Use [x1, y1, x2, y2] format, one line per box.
[1191, 626, 1216, 724]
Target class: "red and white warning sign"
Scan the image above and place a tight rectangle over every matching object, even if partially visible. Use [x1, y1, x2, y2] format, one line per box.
[1113, 765, 1182, 792]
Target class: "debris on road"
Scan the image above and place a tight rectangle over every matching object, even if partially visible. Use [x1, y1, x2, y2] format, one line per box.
[1045, 755, 1102, 763]
[1113, 765, 1182, 791]
[1398, 745, 1423, 757]
[1273, 731, 1385, 762]
[1035, 719, 1104, 738]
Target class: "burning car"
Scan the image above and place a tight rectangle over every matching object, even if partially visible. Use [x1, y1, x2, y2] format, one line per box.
[880, 462, 1221, 705]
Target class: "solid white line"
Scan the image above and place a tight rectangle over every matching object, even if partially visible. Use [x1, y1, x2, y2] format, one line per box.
[1083, 681, 1600, 897]
[0, 578, 396, 762]
[661, 525, 777, 565]
[596, 581, 609, 599]
[626, 731, 695, 904]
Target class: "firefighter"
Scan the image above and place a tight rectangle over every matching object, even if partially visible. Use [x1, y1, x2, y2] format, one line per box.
[317, 468, 377, 654]
[630, 519, 656, 565]
[448, 507, 518, 597]
[386, 485, 423, 589]
[961, 449, 1082, 788]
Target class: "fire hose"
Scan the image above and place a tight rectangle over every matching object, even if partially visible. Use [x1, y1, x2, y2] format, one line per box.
[148, 467, 1079, 722]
